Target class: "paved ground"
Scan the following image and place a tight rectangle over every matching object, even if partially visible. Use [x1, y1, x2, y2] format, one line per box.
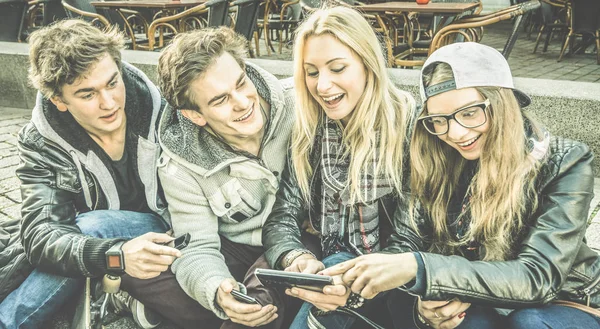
[0, 17, 599, 329]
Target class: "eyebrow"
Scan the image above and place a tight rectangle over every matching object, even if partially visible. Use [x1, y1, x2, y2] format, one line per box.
[304, 57, 346, 66]
[73, 72, 119, 96]
[207, 72, 246, 106]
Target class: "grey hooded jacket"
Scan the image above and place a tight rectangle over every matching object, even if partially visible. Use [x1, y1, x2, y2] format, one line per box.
[157, 62, 295, 319]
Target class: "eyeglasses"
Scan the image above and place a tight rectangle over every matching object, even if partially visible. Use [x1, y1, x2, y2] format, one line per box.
[418, 99, 490, 136]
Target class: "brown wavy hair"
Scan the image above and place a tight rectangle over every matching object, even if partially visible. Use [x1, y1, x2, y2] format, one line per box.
[28, 19, 124, 99]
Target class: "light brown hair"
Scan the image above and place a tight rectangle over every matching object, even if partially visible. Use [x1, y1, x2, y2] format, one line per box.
[28, 19, 124, 99]
[411, 62, 542, 261]
[157, 27, 248, 111]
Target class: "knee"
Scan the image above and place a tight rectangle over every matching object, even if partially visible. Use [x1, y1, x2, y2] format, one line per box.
[507, 308, 546, 329]
[76, 210, 124, 237]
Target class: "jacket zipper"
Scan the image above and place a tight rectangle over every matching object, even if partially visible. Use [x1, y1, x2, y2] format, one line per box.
[580, 274, 600, 307]
[307, 161, 321, 233]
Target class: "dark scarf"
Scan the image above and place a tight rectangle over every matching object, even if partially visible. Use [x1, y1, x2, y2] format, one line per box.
[319, 116, 394, 257]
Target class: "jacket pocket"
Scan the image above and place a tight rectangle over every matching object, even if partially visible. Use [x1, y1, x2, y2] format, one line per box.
[56, 168, 93, 194]
[208, 179, 262, 223]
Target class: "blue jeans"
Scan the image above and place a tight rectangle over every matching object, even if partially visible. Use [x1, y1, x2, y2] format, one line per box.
[387, 288, 600, 329]
[0, 210, 168, 329]
[507, 304, 600, 329]
[290, 252, 362, 329]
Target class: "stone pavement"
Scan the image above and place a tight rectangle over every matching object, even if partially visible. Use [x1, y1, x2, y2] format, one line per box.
[255, 20, 600, 83]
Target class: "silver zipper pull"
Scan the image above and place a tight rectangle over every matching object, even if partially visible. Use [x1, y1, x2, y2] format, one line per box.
[584, 288, 591, 307]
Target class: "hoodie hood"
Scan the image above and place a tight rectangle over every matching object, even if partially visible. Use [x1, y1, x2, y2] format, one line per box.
[159, 61, 286, 177]
[30, 61, 164, 209]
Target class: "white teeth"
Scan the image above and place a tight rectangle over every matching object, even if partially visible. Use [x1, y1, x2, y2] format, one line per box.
[234, 107, 253, 122]
[458, 136, 479, 147]
[323, 94, 343, 102]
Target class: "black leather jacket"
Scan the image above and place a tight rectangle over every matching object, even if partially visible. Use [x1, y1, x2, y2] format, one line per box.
[391, 136, 600, 309]
[17, 62, 168, 278]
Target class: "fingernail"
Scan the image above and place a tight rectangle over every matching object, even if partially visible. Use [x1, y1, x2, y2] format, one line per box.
[324, 287, 331, 294]
[290, 289, 298, 295]
[458, 312, 466, 319]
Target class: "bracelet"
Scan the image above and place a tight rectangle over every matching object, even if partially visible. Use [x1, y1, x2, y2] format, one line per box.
[281, 249, 315, 269]
[345, 292, 365, 309]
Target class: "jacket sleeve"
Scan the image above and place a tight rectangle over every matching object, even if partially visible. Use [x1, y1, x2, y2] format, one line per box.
[262, 155, 310, 269]
[158, 157, 232, 320]
[418, 143, 595, 308]
[17, 125, 122, 277]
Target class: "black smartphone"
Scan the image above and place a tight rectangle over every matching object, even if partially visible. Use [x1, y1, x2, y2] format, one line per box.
[161, 233, 190, 250]
[230, 290, 263, 306]
[254, 268, 334, 292]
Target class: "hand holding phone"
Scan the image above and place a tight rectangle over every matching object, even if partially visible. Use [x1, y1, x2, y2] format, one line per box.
[160, 233, 190, 250]
[230, 290, 263, 306]
[255, 268, 334, 292]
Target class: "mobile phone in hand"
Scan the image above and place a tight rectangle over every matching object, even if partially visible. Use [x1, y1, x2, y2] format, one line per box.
[160, 233, 190, 250]
[230, 290, 263, 306]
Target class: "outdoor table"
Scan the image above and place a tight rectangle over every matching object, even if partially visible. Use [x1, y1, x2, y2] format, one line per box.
[91, 0, 207, 10]
[359, 2, 481, 36]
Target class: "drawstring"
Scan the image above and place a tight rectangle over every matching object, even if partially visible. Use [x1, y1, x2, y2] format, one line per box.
[70, 151, 93, 209]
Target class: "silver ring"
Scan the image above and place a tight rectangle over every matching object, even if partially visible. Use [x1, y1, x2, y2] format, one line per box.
[434, 311, 440, 318]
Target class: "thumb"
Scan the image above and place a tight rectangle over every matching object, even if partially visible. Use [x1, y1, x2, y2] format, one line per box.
[149, 233, 175, 244]
[220, 278, 236, 293]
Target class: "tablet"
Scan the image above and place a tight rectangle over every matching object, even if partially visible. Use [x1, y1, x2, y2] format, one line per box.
[254, 268, 334, 292]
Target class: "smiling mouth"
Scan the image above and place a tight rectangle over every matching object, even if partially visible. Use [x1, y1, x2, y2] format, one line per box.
[321, 93, 344, 105]
[457, 135, 481, 147]
[233, 105, 254, 122]
[101, 110, 118, 119]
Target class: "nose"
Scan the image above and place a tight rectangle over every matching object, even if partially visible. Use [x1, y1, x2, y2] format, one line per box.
[231, 90, 251, 111]
[99, 89, 116, 110]
[317, 72, 333, 94]
[446, 119, 469, 141]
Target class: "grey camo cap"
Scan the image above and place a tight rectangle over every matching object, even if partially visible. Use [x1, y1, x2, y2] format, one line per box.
[419, 42, 531, 108]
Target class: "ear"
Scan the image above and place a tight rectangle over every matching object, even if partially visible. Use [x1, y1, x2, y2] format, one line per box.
[180, 109, 207, 127]
[50, 96, 68, 112]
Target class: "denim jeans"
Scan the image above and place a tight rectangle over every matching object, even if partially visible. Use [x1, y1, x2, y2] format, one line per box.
[290, 251, 361, 329]
[387, 288, 600, 329]
[507, 304, 600, 329]
[0, 210, 168, 329]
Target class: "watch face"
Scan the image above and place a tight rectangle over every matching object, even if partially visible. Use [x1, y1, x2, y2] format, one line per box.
[108, 255, 122, 269]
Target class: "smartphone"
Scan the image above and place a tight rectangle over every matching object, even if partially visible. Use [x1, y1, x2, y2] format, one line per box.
[230, 289, 263, 306]
[254, 268, 334, 292]
[160, 233, 190, 250]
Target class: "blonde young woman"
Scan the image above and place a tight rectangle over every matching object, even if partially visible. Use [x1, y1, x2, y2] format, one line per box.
[324, 42, 600, 329]
[262, 6, 416, 329]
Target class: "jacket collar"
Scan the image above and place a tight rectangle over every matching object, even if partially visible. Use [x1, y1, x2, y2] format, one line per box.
[159, 61, 285, 177]
[31, 61, 162, 159]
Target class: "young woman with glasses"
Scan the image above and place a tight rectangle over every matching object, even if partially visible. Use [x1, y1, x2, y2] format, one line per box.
[324, 42, 600, 329]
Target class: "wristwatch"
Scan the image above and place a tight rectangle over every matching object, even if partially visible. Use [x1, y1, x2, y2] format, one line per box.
[105, 241, 126, 275]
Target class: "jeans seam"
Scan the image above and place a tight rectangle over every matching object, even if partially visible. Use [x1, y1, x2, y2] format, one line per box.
[19, 276, 74, 327]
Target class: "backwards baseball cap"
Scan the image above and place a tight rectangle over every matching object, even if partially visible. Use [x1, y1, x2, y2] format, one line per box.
[419, 42, 531, 108]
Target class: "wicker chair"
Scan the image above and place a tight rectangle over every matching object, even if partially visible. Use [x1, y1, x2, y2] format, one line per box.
[393, 0, 541, 67]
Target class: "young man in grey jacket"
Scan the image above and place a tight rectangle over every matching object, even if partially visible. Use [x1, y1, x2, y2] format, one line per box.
[122, 27, 298, 329]
[0, 20, 180, 329]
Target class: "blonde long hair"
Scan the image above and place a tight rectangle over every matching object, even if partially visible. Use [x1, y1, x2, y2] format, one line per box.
[411, 63, 542, 261]
[292, 6, 415, 204]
